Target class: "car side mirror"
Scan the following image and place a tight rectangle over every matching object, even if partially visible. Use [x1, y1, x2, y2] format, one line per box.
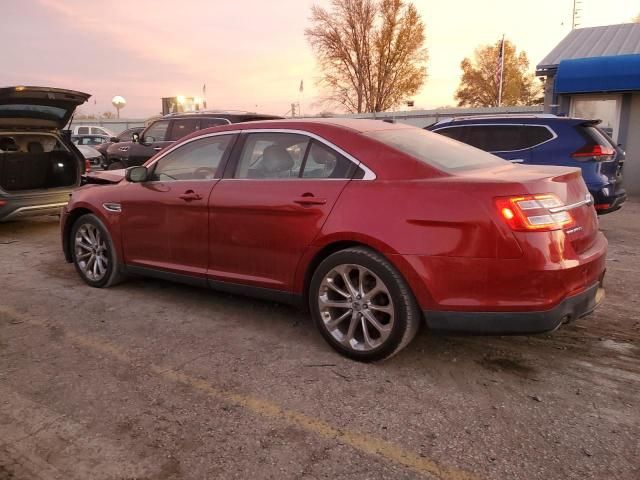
[125, 166, 148, 183]
[132, 132, 140, 143]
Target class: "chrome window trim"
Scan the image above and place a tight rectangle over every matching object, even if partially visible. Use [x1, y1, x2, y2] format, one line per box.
[432, 123, 558, 154]
[145, 128, 376, 181]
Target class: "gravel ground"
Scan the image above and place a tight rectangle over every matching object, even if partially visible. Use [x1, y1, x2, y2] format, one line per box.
[0, 201, 639, 480]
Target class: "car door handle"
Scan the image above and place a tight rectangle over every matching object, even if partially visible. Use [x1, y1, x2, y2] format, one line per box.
[293, 196, 327, 206]
[178, 191, 202, 201]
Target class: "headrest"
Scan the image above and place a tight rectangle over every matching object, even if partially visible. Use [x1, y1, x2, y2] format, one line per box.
[27, 141, 44, 153]
[262, 145, 294, 173]
[0, 137, 18, 152]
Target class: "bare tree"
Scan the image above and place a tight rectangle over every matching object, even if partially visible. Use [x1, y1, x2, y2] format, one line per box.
[306, 0, 427, 113]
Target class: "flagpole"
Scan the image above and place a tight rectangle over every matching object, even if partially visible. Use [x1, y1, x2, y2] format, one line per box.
[498, 34, 505, 107]
[299, 79, 304, 117]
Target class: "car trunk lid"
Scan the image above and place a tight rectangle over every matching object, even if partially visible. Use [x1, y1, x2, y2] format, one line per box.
[0, 86, 90, 130]
[460, 164, 599, 254]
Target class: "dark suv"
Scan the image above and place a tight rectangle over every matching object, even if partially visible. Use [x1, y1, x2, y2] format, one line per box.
[427, 115, 627, 214]
[104, 111, 283, 169]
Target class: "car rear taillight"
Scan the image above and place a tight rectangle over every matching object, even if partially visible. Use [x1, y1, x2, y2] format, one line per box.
[495, 194, 574, 232]
[85, 159, 91, 172]
[571, 144, 615, 161]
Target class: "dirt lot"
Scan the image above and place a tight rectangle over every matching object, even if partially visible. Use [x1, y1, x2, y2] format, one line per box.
[1, 201, 639, 480]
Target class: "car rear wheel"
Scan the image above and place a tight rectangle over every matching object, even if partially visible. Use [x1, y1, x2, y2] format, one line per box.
[71, 213, 124, 288]
[309, 247, 421, 361]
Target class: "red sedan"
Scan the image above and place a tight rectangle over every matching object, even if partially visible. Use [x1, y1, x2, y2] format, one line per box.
[61, 119, 607, 361]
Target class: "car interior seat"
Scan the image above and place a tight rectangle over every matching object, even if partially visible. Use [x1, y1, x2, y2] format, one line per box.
[27, 141, 44, 153]
[0, 137, 19, 152]
[257, 145, 294, 177]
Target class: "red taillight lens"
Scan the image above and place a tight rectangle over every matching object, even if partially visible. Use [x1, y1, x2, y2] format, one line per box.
[572, 144, 614, 161]
[495, 194, 574, 231]
[85, 159, 91, 172]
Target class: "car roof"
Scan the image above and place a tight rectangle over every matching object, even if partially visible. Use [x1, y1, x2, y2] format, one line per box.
[71, 133, 110, 137]
[432, 115, 593, 126]
[229, 117, 414, 133]
[161, 111, 283, 121]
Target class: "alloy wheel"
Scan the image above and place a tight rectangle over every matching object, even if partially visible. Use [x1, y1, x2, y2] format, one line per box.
[318, 264, 395, 352]
[74, 223, 109, 282]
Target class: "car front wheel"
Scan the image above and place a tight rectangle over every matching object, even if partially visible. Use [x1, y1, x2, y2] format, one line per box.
[71, 213, 124, 288]
[309, 247, 421, 361]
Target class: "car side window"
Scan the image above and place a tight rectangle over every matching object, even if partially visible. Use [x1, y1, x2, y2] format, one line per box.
[234, 133, 309, 179]
[435, 127, 466, 142]
[77, 127, 89, 135]
[143, 121, 170, 143]
[526, 126, 554, 147]
[150, 135, 233, 182]
[465, 125, 528, 152]
[168, 119, 199, 141]
[200, 118, 231, 129]
[301, 141, 357, 179]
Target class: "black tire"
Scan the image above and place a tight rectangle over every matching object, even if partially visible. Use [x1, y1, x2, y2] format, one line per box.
[309, 247, 421, 361]
[107, 161, 125, 170]
[70, 213, 125, 288]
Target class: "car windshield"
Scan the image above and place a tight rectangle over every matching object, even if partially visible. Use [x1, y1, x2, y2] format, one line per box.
[365, 128, 507, 172]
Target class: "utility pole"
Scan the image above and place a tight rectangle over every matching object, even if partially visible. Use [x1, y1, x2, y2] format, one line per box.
[572, 0, 582, 29]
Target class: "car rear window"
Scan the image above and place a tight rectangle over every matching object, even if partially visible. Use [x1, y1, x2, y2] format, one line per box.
[581, 125, 614, 148]
[0, 104, 67, 119]
[365, 128, 506, 172]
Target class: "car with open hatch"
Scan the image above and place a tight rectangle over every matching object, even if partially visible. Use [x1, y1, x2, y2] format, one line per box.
[0, 86, 89, 222]
[61, 119, 607, 361]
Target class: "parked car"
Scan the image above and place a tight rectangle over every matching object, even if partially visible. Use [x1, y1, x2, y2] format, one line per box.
[0, 86, 88, 221]
[93, 126, 144, 169]
[427, 114, 627, 214]
[103, 111, 283, 170]
[61, 119, 606, 361]
[72, 134, 112, 146]
[71, 125, 114, 137]
[76, 145, 102, 169]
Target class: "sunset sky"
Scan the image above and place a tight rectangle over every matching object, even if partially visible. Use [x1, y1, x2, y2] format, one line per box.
[4, 0, 638, 117]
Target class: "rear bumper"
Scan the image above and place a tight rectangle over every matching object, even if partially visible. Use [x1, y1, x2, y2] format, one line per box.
[424, 280, 604, 334]
[0, 190, 70, 221]
[593, 191, 627, 214]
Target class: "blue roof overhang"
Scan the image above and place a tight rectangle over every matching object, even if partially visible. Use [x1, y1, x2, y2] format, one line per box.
[555, 54, 640, 94]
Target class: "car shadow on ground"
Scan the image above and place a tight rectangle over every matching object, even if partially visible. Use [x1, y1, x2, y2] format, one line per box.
[98, 272, 604, 381]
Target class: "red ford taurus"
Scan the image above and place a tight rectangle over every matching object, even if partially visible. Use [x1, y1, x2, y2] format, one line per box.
[61, 119, 607, 361]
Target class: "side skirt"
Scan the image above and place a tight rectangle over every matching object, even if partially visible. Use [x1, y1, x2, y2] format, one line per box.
[124, 265, 303, 307]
